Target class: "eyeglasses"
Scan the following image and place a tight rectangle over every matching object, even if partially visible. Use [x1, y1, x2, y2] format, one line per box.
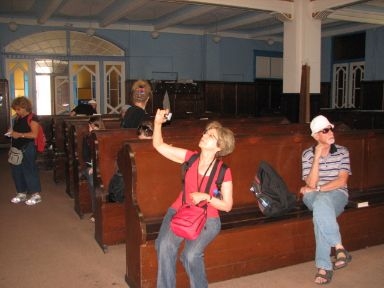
[203, 129, 218, 140]
[320, 127, 334, 134]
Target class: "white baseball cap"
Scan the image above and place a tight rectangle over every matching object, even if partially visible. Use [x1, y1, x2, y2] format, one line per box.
[88, 99, 97, 104]
[310, 115, 334, 136]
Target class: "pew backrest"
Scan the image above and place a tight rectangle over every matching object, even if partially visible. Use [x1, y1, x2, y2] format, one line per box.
[92, 129, 142, 194]
[120, 129, 384, 222]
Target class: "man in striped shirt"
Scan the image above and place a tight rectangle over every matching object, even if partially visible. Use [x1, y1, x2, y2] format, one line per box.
[300, 115, 352, 285]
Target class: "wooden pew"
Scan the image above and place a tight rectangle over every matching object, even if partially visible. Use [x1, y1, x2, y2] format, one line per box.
[91, 129, 140, 251]
[63, 116, 120, 197]
[52, 115, 91, 184]
[63, 117, 91, 197]
[73, 118, 256, 217]
[68, 119, 123, 216]
[51, 114, 120, 184]
[52, 115, 74, 183]
[54, 114, 340, 206]
[87, 120, 348, 252]
[102, 116, 123, 129]
[117, 130, 384, 287]
[70, 120, 94, 216]
[89, 122, 312, 251]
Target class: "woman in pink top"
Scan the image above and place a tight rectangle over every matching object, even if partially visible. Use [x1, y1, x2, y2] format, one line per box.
[153, 109, 235, 288]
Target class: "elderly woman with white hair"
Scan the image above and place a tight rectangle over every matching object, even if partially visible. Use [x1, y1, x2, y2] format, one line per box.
[300, 115, 352, 285]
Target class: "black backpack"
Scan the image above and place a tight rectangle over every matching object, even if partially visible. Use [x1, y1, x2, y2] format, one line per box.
[107, 171, 125, 203]
[250, 161, 297, 217]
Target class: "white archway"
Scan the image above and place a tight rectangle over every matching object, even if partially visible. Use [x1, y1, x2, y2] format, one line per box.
[5, 31, 125, 115]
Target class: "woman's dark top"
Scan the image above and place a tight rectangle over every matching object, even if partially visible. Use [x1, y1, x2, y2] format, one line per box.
[71, 104, 96, 115]
[12, 113, 36, 149]
[121, 105, 148, 128]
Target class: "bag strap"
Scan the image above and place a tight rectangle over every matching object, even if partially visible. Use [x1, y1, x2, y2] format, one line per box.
[215, 163, 228, 192]
[203, 160, 220, 194]
[197, 160, 220, 209]
[181, 153, 200, 204]
[181, 153, 199, 180]
[27, 113, 33, 127]
[181, 153, 221, 205]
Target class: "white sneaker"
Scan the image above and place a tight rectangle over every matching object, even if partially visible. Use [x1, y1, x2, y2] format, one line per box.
[25, 193, 42, 206]
[11, 193, 27, 204]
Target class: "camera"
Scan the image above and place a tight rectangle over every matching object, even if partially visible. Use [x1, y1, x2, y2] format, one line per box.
[164, 113, 172, 121]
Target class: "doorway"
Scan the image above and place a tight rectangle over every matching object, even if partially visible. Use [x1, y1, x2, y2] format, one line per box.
[35, 75, 51, 115]
[332, 61, 365, 108]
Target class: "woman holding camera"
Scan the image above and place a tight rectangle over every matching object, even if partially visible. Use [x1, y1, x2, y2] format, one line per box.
[152, 109, 235, 288]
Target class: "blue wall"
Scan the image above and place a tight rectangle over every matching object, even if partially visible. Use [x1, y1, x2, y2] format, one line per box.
[321, 37, 332, 83]
[0, 23, 383, 83]
[365, 26, 384, 80]
[95, 28, 284, 81]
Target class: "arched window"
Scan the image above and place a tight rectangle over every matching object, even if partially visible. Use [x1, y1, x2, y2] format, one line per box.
[5, 31, 125, 115]
[5, 31, 124, 56]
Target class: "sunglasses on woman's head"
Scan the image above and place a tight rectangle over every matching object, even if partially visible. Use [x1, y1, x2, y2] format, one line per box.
[136, 87, 145, 95]
[321, 127, 334, 134]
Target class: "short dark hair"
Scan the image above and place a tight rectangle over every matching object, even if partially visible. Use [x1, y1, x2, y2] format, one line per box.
[88, 115, 104, 129]
[137, 120, 153, 137]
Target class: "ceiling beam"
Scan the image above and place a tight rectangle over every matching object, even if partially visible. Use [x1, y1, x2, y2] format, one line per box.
[37, 0, 66, 24]
[174, 0, 293, 15]
[155, 5, 217, 31]
[206, 12, 273, 33]
[321, 22, 380, 37]
[311, 0, 370, 13]
[329, 7, 384, 24]
[100, 0, 152, 27]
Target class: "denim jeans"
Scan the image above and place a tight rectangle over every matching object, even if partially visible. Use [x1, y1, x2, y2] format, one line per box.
[82, 167, 95, 213]
[155, 208, 221, 288]
[302, 190, 348, 270]
[11, 141, 41, 194]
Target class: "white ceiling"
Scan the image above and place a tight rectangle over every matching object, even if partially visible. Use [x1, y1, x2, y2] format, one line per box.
[0, 0, 383, 41]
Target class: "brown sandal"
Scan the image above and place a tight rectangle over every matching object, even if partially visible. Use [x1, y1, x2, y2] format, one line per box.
[334, 248, 352, 270]
[315, 269, 333, 285]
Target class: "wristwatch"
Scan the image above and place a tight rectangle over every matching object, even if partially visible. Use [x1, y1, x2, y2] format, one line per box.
[316, 185, 321, 192]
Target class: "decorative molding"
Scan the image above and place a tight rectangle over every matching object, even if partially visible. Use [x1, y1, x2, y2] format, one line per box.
[313, 10, 333, 20]
[273, 12, 293, 22]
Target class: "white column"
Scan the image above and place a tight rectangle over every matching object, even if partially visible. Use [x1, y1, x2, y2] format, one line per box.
[283, 0, 322, 94]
